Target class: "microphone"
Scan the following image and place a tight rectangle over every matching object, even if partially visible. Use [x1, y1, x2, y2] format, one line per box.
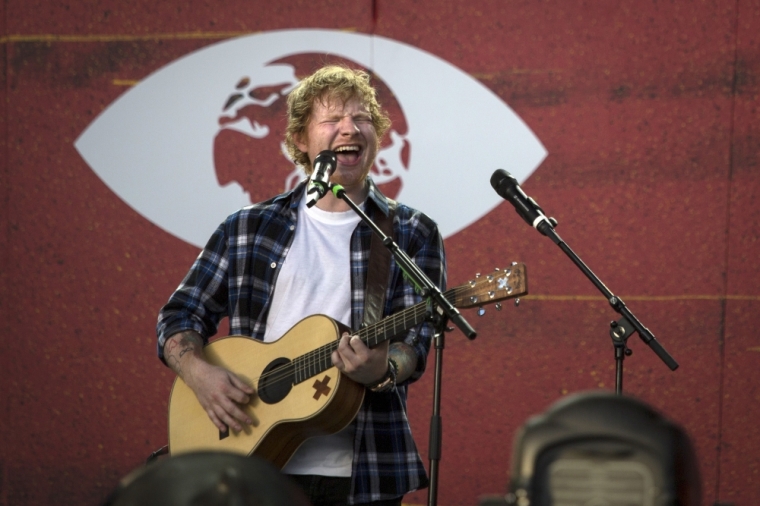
[490, 169, 555, 234]
[305, 150, 337, 208]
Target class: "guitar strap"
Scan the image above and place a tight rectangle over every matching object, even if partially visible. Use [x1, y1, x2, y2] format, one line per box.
[362, 199, 397, 327]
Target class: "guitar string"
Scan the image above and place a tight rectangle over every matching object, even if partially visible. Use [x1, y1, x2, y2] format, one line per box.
[256, 302, 430, 388]
[242, 279, 514, 388]
[245, 282, 493, 388]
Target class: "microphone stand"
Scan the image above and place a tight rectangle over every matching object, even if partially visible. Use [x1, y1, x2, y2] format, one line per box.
[531, 215, 679, 393]
[426, 324, 448, 506]
[329, 183, 476, 506]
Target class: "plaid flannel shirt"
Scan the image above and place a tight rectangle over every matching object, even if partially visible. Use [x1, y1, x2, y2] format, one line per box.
[157, 178, 447, 504]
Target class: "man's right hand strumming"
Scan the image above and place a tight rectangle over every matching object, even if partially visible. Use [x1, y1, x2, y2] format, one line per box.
[163, 331, 255, 433]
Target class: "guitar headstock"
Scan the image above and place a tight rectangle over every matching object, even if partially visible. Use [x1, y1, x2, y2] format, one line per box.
[451, 263, 528, 309]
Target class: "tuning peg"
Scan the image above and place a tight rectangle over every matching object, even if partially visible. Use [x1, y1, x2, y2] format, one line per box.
[477, 307, 486, 316]
[495, 303, 502, 311]
[475, 273, 481, 278]
[514, 298, 520, 307]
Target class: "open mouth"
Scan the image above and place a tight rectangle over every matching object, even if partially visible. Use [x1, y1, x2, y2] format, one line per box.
[334, 145, 361, 165]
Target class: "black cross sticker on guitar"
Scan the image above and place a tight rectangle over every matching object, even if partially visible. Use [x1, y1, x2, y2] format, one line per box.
[313, 375, 332, 400]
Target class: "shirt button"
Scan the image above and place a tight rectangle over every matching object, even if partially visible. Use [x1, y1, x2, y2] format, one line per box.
[289, 225, 295, 231]
[270, 262, 277, 269]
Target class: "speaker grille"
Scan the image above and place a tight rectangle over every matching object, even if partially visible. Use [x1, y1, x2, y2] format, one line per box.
[547, 458, 656, 506]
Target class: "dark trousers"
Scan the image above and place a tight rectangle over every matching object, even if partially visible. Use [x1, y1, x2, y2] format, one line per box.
[288, 475, 403, 506]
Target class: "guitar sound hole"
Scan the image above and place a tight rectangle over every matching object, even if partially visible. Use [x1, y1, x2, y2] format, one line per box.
[258, 357, 294, 405]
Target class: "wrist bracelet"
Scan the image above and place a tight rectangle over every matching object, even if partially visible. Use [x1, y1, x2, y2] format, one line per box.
[368, 358, 397, 393]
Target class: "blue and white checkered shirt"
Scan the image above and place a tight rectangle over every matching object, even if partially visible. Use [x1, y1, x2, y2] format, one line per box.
[157, 178, 447, 504]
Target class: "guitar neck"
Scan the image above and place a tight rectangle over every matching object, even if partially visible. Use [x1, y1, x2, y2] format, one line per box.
[290, 298, 432, 385]
[290, 264, 527, 385]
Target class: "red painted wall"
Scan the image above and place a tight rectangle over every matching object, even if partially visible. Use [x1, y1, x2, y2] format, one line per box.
[1, 1, 759, 505]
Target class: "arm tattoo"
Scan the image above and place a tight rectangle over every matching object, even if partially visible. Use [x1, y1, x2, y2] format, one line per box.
[389, 342, 418, 384]
[164, 331, 203, 378]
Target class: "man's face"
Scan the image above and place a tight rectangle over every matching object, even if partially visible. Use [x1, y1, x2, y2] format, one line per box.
[295, 95, 378, 193]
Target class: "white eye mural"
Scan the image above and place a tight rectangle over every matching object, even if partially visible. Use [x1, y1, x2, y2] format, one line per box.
[75, 29, 546, 247]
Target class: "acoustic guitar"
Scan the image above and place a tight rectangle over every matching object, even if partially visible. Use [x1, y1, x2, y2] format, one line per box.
[167, 264, 528, 467]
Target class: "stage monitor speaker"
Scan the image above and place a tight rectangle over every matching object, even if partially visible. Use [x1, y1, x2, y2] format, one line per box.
[483, 390, 701, 506]
[102, 451, 312, 506]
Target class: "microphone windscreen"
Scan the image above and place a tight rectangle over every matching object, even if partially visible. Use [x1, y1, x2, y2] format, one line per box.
[314, 150, 337, 173]
[490, 169, 516, 197]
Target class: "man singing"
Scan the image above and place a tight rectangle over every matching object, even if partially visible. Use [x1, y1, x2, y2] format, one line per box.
[157, 65, 446, 506]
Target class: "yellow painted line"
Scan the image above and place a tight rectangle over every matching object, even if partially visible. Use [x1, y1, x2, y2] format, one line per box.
[1, 28, 360, 44]
[112, 79, 140, 86]
[522, 294, 760, 301]
[523, 295, 607, 301]
[471, 70, 563, 81]
[1, 32, 252, 43]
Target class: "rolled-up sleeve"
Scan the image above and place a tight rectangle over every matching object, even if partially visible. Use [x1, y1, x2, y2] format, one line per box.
[156, 224, 230, 364]
[390, 209, 447, 385]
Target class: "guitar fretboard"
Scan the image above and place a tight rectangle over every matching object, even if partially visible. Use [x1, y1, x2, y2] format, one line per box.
[282, 264, 526, 386]
[291, 301, 433, 384]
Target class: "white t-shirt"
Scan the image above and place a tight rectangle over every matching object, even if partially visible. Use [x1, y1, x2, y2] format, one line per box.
[264, 194, 362, 477]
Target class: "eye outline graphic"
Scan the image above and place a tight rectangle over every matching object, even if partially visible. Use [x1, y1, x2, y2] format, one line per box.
[75, 29, 546, 247]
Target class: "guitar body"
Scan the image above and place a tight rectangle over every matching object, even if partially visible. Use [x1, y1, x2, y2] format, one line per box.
[168, 314, 364, 468]
[167, 264, 528, 468]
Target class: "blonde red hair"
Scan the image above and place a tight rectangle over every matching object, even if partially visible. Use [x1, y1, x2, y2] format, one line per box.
[285, 65, 392, 172]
